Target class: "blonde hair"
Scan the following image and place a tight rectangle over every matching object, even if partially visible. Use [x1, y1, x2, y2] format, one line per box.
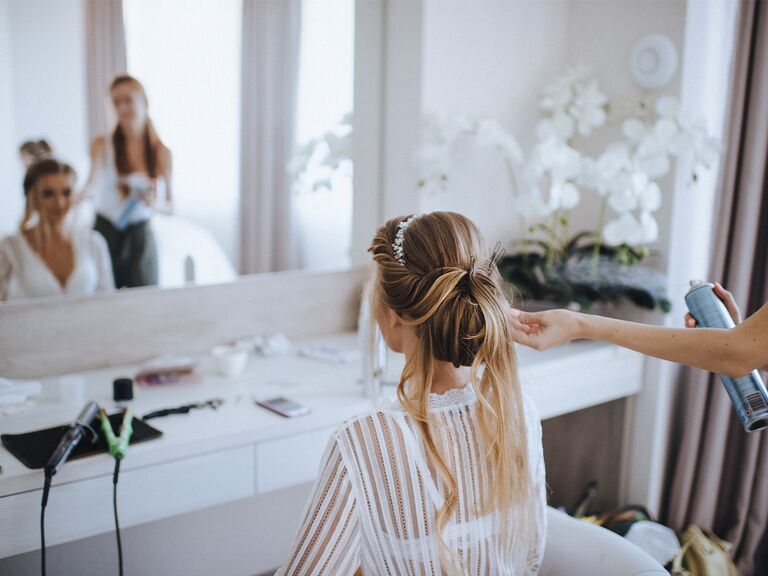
[368, 211, 536, 572]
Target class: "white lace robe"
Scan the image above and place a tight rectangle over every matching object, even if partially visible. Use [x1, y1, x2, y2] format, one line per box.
[276, 386, 547, 575]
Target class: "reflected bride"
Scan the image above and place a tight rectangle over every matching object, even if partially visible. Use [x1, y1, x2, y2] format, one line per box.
[0, 159, 114, 301]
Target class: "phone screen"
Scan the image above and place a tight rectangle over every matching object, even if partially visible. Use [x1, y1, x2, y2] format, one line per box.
[255, 397, 309, 417]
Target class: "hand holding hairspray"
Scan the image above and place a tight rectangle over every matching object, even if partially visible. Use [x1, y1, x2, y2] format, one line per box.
[684, 281, 768, 432]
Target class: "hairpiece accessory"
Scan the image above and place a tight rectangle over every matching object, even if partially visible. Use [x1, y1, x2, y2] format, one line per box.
[392, 215, 417, 265]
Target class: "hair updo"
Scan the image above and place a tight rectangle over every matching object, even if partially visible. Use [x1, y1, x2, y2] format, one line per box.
[368, 211, 509, 368]
[23, 158, 76, 197]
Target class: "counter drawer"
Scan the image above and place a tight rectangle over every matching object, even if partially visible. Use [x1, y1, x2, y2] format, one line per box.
[0, 445, 254, 558]
[256, 427, 335, 493]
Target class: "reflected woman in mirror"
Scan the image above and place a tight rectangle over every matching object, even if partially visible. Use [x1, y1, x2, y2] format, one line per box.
[0, 159, 114, 301]
[82, 74, 173, 288]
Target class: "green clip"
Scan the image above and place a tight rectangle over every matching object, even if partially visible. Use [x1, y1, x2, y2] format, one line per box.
[99, 407, 134, 460]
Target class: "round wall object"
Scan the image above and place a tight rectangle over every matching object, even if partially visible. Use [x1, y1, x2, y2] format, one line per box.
[630, 33, 678, 91]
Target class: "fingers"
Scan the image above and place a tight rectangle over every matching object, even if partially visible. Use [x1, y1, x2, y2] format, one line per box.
[507, 308, 531, 334]
[713, 281, 730, 299]
[713, 281, 742, 323]
[509, 329, 541, 350]
[685, 313, 697, 328]
[517, 310, 544, 325]
[713, 282, 736, 306]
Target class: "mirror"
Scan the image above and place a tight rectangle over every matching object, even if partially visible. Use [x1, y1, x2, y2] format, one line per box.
[0, 0, 356, 303]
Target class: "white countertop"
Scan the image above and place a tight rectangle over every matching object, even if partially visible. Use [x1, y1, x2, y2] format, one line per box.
[0, 332, 645, 561]
[0, 332, 643, 498]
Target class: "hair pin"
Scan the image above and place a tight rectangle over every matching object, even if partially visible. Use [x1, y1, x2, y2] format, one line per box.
[392, 215, 417, 265]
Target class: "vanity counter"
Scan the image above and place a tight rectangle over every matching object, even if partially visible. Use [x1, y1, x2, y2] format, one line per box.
[0, 331, 644, 567]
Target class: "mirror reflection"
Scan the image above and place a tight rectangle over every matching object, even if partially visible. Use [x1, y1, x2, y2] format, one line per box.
[0, 0, 355, 303]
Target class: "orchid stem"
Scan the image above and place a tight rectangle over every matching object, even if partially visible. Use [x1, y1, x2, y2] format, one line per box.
[592, 198, 608, 271]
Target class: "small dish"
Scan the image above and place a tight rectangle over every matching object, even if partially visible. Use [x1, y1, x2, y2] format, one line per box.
[211, 344, 249, 378]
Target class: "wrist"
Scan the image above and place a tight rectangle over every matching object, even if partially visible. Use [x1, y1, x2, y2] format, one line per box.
[572, 311, 590, 340]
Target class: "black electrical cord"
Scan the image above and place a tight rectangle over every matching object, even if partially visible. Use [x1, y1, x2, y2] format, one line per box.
[112, 457, 124, 576]
[40, 474, 52, 576]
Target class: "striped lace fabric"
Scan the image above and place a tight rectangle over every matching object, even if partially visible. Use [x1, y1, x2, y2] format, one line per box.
[276, 386, 547, 575]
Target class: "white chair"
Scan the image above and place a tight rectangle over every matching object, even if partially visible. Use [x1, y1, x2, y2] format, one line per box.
[541, 507, 669, 576]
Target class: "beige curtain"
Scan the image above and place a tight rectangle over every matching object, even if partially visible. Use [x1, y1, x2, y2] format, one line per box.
[84, 0, 127, 141]
[661, 2, 768, 574]
[239, 0, 301, 274]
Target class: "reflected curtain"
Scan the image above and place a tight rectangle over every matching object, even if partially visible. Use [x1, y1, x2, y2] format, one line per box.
[239, 0, 301, 273]
[84, 0, 127, 141]
[661, 2, 768, 575]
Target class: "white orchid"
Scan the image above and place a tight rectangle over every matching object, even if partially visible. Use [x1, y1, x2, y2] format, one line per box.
[607, 185, 637, 214]
[638, 180, 661, 212]
[694, 136, 721, 169]
[622, 118, 648, 142]
[517, 185, 554, 220]
[539, 77, 573, 112]
[324, 132, 352, 169]
[539, 68, 608, 140]
[530, 138, 582, 181]
[603, 211, 659, 246]
[569, 78, 608, 136]
[417, 70, 719, 258]
[418, 112, 525, 191]
[288, 113, 353, 193]
[593, 144, 633, 197]
[432, 110, 474, 143]
[548, 180, 580, 211]
[536, 112, 576, 141]
[476, 119, 524, 163]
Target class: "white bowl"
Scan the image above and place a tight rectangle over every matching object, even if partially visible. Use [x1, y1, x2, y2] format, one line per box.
[211, 345, 249, 378]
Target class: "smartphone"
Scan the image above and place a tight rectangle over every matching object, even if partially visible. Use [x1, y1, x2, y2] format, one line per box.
[254, 396, 310, 418]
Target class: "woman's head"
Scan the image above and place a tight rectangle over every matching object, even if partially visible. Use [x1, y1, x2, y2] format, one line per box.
[110, 74, 149, 128]
[109, 74, 162, 177]
[368, 211, 535, 572]
[22, 158, 76, 230]
[369, 211, 508, 365]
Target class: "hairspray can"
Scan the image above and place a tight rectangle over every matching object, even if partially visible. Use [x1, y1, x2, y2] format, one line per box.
[684, 281, 768, 432]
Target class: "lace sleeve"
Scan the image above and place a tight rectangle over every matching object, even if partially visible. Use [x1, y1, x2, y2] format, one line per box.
[524, 395, 547, 575]
[275, 433, 361, 576]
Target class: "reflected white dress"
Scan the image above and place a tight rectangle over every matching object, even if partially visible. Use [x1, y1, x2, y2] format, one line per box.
[0, 230, 114, 301]
[276, 385, 547, 575]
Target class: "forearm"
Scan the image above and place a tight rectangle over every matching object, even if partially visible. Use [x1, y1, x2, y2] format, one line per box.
[575, 314, 753, 377]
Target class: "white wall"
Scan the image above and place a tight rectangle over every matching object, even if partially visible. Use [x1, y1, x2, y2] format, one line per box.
[7, 0, 89, 187]
[0, 0, 20, 236]
[565, 0, 687, 272]
[419, 0, 571, 247]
